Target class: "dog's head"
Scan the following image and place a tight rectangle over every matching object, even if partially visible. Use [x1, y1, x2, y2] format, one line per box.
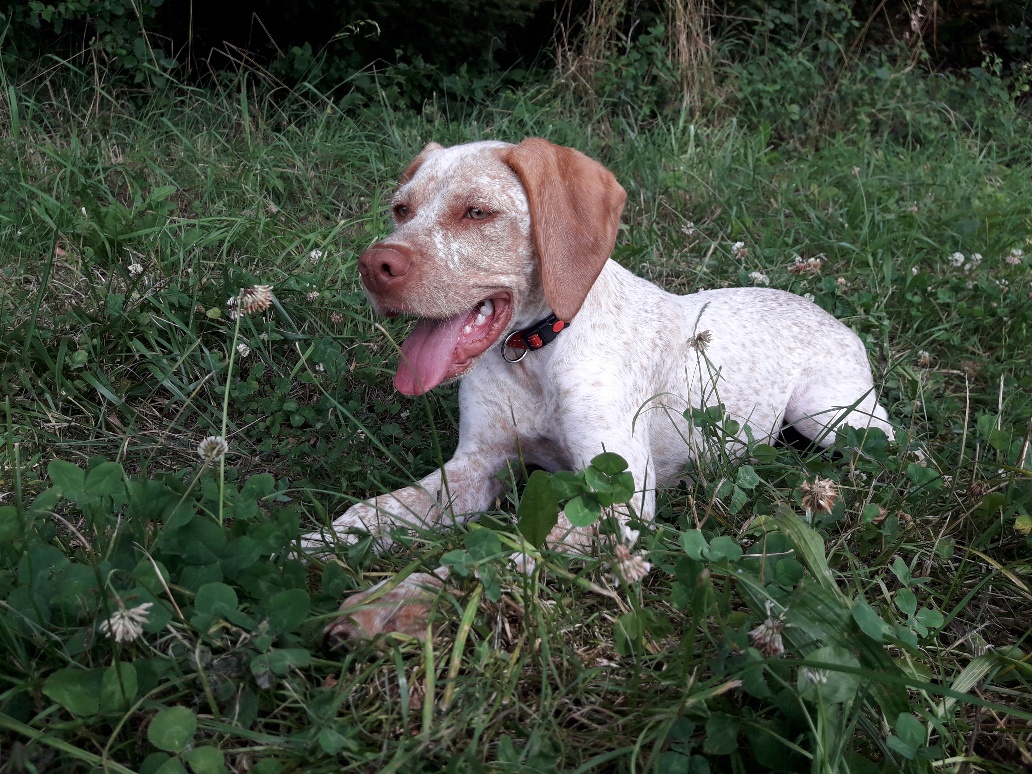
[358, 138, 626, 395]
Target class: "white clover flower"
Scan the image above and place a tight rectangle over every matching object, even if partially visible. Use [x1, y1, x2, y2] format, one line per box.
[315, 363, 325, 372]
[127, 263, 144, 277]
[197, 435, 229, 463]
[911, 266, 919, 275]
[948, 252, 966, 268]
[227, 285, 274, 319]
[1005, 248, 1023, 266]
[308, 248, 324, 263]
[749, 600, 787, 658]
[620, 523, 640, 545]
[799, 478, 837, 513]
[610, 544, 651, 584]
[803, 293, 815, 302]
[964, 253, 983, 272]
[681, 222, 697, 236]
[306, 291, 319, 302]
[748, 271, 769, 286]
[916, 350, 932, 367]
[789, 255, 824, 276]
[688, 329, 712, 352]
[851, 166, 860, 175]
[732, 241, 748, 259]
[99, 602, 153, 643]
[236, 343, 251, 358]
[799, 666, 829, 686]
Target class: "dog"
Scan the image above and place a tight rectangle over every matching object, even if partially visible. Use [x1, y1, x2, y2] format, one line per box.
[304, 138, 893, 641]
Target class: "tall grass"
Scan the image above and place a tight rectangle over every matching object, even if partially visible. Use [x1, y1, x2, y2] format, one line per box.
[0, 40, 1030, 773]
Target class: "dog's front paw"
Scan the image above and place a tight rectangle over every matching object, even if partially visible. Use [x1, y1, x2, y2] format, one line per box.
[298, 502, 388, 557]
[324, 571, 446, 645]
[546, 510, 597, 555]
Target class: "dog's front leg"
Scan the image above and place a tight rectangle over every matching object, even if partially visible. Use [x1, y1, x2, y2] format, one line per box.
[300, 453, 504, 553]
[311, 446, 510, 645]
[542, 426, 659, 556]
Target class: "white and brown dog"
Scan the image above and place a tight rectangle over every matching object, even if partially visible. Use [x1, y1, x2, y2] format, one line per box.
[305, 138, 893, 640]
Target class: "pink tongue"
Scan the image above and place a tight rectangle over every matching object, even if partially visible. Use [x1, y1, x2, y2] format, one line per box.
[394, 313, 470, 395]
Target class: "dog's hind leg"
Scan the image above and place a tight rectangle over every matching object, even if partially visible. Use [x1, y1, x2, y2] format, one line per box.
[783, 352, 894, 447]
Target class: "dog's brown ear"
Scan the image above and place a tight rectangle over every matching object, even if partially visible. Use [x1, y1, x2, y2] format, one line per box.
[504, 138, 626, 321]
[398, 142, 444, 185]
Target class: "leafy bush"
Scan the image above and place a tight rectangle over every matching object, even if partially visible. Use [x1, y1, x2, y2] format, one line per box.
[854, 0, 1032, 70]
[1, 0, 549, 93]
[1, 0, 176, 77]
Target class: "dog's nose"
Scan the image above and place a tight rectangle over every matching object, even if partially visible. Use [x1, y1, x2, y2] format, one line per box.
[358, 244, 412, 290]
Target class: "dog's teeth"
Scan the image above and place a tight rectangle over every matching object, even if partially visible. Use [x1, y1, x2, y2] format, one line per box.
[474, 314, 486, 326]
[463, 325, 472, 334]
[480, 299, 494, 315]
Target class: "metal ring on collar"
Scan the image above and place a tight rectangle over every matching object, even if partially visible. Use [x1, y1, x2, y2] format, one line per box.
[501, 343, 528, 363]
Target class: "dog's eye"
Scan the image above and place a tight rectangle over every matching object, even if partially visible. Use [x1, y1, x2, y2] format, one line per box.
[466, 207, 491, 221]
[393, 203, 410, 219]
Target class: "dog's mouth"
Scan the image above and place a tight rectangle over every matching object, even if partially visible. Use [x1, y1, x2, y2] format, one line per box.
[394, 295, 513, 395]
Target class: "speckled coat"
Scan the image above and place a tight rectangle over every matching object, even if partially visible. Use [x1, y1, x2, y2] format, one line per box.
[305, 139, 893, 641]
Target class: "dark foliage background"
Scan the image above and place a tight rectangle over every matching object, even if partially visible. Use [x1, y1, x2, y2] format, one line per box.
[156, 0, 557, 73]
[2, 1, 1029, 87]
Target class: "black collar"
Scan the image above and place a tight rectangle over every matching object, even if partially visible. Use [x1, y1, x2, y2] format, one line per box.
[501, 313, 568, 362]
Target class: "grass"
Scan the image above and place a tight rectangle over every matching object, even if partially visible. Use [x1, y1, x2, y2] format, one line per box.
[0, 44, 1031, 773]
